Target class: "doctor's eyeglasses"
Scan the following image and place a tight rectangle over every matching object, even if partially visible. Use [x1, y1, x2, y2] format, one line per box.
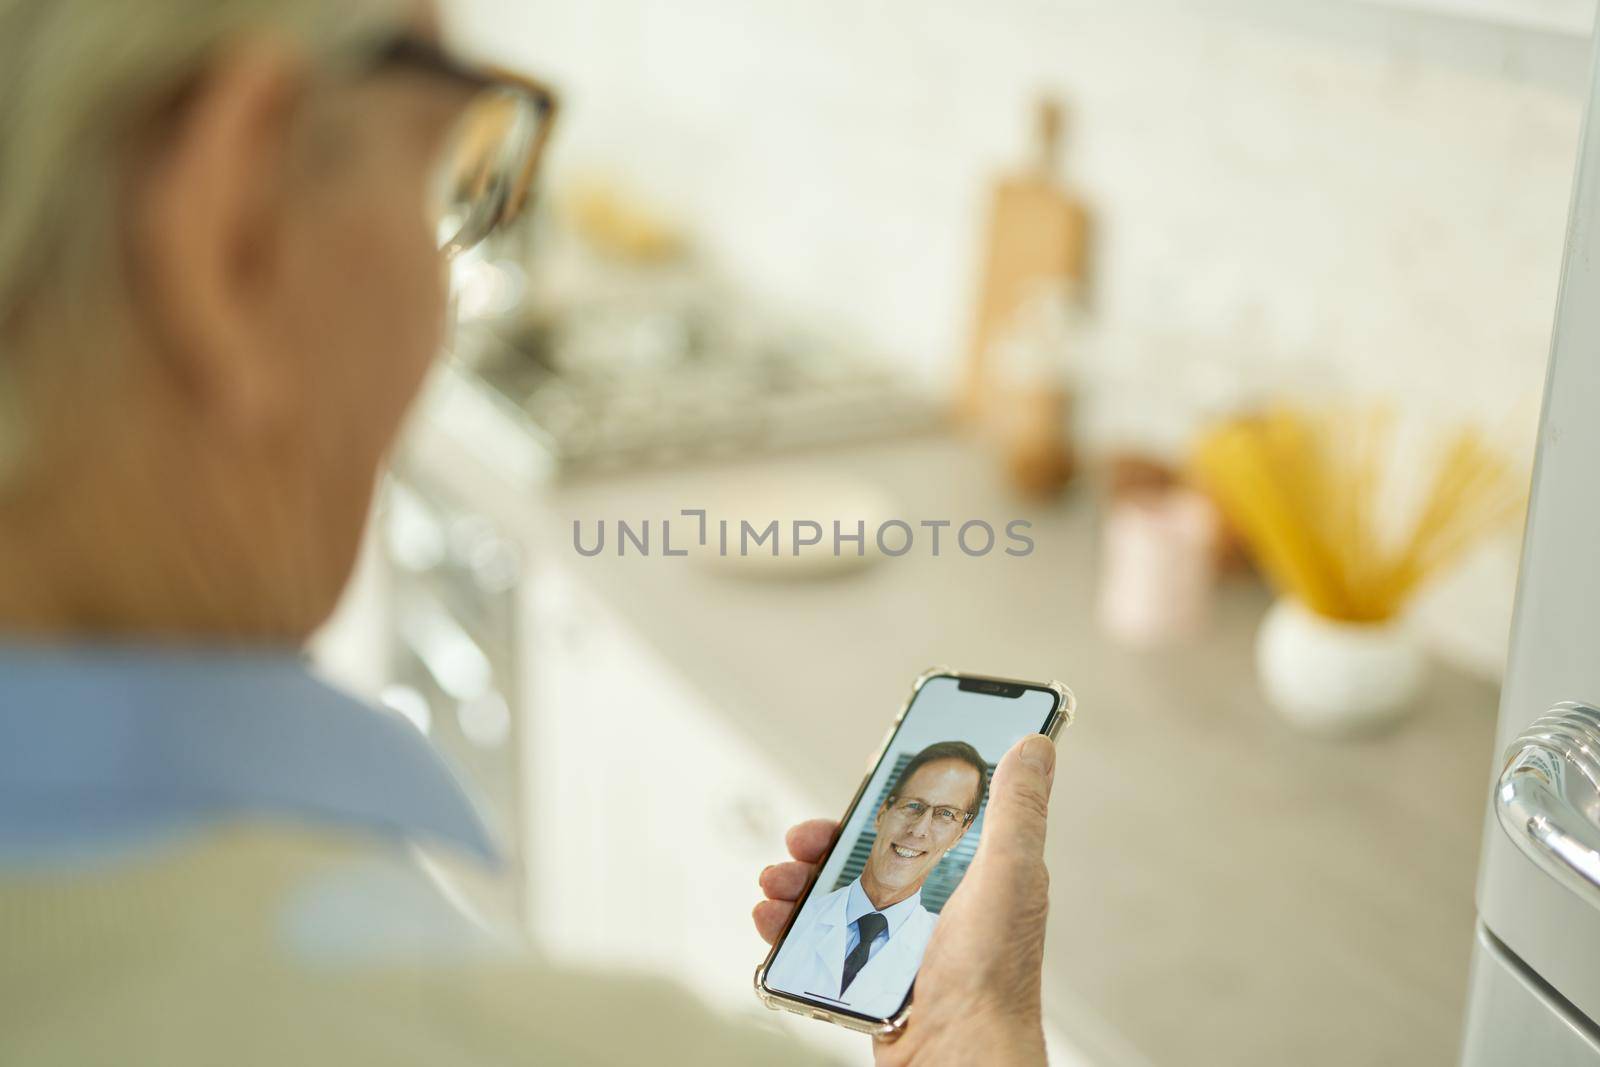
[886, 797, 975, 829]
[372, 35, 559, 259]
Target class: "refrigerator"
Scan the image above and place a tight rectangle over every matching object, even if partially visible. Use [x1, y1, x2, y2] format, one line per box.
[1461, 22, 1600, 1067]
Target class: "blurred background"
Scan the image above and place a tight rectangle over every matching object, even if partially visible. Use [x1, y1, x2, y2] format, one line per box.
[314, 1, 1595, 1063]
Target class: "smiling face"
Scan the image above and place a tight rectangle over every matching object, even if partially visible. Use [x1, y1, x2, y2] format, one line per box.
[860, 758, 982, 910]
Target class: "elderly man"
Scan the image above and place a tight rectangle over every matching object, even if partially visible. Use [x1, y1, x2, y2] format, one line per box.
[764, 742, 989, 1020]
[0, 3, 1060, 1065]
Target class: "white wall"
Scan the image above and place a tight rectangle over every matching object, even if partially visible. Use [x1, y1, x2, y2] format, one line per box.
[444, 0, 1594, 675]
[447, 0, 1583, 410]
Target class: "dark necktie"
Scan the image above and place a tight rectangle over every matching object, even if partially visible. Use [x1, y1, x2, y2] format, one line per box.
[841, 911, 888, 995]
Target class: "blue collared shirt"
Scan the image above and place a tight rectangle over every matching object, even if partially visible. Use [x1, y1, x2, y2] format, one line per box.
[0, 642, 498, 867]
[842, 876, 924, 964]
[0, 647, 843, 1065]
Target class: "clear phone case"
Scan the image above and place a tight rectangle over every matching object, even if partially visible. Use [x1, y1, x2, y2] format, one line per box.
[752, 666, 1076, 1040]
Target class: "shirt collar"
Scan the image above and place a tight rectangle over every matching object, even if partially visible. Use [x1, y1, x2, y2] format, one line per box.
[0, 642, 499, 866]
[845, 876, 923, 936]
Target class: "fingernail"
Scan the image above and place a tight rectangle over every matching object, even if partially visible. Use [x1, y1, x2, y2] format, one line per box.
[1021, 734, 1055, 775]
[759, 864, 774, 885]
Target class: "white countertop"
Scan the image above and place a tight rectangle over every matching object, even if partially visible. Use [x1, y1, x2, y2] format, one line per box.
[407, 377, 1501, 1066]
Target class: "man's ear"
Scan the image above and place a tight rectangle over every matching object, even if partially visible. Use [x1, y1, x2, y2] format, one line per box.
[131, 37, 307, 438]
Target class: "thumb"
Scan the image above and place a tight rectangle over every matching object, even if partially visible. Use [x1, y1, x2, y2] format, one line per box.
[977, 733, 1056, 864]
[931, 732, 1056, 1005]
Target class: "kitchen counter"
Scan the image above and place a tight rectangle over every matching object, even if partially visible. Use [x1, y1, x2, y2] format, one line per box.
[406, 375, 1502, 1066]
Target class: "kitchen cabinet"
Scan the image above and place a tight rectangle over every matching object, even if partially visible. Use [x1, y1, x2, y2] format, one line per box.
[522, 561, 814, 1004]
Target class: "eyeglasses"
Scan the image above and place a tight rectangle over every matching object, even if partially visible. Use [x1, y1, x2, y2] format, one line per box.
[886, 797, 975, 829]
[373, 35, 559, 259]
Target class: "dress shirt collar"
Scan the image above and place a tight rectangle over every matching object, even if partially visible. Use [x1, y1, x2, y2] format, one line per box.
[0, 641, 499, 865]
[844, 875, 923, 937]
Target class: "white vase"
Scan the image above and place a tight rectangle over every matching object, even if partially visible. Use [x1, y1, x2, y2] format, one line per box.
[1255, 597, 1427, 735]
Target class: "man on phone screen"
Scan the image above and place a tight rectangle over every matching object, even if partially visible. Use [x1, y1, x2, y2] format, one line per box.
[764, 741, 988, 1018]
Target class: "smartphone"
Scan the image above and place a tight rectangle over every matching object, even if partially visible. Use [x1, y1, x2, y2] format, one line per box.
[754, 667, 1074, 1037]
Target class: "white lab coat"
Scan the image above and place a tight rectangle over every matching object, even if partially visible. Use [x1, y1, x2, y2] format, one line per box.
[765, 882, 939, 1020]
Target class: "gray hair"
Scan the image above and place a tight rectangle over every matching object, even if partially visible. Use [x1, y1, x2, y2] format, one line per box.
[0, 0, 408, 469]
[886, 741, 990, 819]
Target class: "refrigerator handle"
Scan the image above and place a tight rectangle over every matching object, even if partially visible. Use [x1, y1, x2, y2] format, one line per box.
[1496, 702, 1600, 911]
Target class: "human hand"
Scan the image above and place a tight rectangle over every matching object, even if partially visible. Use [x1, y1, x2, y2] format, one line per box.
[753, 817, 839, 946]
[753, 734, 1057, 1067]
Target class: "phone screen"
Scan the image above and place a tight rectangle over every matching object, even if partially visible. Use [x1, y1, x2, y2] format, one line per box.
[760, 673, 1063, 1023]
